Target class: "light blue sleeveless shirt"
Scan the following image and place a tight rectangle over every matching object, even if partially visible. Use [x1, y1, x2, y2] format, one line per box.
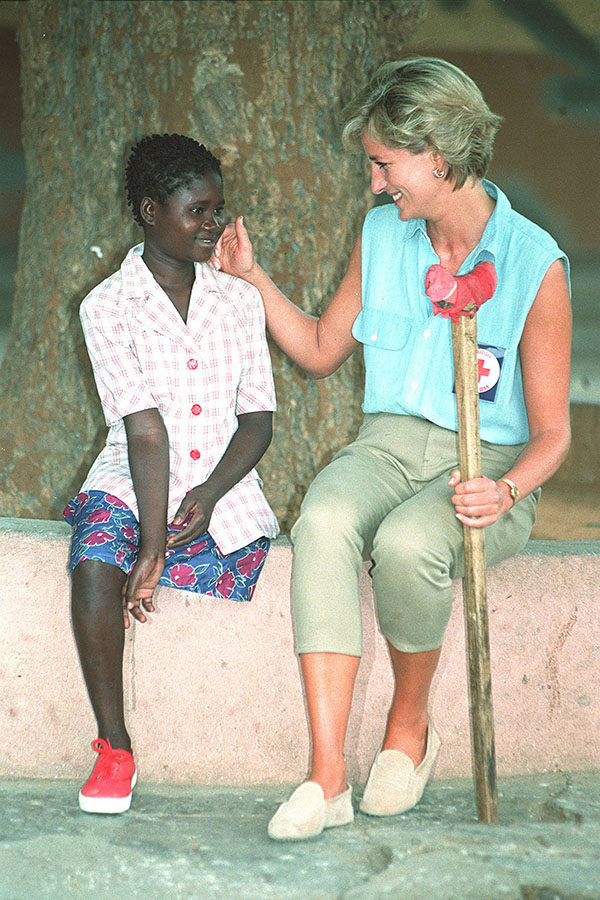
[351, 180, 570, 444]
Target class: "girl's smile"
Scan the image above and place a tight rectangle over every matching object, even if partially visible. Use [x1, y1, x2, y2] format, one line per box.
[142, 172, 226, 265]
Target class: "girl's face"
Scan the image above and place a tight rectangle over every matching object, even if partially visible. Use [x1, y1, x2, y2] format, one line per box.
[362, 133, 444, 221]
[143, 172, 226, 264]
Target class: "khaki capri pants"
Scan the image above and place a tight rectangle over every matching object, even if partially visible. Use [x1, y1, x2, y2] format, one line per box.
[291, 413, 539, 656]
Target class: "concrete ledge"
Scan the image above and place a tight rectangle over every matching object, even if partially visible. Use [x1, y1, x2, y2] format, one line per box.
[1, 517, 598, 784]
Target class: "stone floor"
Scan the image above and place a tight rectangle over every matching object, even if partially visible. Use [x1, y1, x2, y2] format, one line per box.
[1, 772, 599, 900]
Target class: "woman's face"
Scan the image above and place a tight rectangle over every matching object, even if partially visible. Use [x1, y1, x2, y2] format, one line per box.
[143, 172, 226, 264]
[362, 133, 443, 221]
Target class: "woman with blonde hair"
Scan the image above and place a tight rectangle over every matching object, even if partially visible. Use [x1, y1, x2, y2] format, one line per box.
[216, 56, 571, 839]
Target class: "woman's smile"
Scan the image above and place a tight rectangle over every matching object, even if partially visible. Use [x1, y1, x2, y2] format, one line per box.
[362, 133, 442, 219]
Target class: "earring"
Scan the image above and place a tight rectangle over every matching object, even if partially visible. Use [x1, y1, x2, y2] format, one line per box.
[433, 167, 445, 179]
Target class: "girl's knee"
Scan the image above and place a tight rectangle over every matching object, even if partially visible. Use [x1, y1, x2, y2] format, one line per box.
[71, 560, 126, 610]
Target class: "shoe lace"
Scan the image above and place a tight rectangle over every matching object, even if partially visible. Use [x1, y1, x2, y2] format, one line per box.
[91, 738, 130, 779]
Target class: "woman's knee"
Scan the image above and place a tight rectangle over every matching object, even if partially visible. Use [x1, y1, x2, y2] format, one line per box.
[370, 518, 455, 650]
[376, 581, 453, 651]
[291, 483, 366, 549]
[371, 513, 456, 580]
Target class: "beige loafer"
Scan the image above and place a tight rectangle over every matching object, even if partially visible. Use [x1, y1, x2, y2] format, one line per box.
[360, 725, 441, 817]
[268, 781, 354, 841]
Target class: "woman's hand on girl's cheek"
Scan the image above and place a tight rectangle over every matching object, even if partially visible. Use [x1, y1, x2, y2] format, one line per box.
[212, 216, 255, 277]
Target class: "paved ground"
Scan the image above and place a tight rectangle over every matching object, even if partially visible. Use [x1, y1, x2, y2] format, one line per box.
[1, 772, 599, 900]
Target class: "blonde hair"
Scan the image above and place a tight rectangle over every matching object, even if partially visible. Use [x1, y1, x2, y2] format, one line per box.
[342, 57, 503, 189]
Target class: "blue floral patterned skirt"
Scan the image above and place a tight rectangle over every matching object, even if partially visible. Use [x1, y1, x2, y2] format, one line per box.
[63, 491, 270, 602]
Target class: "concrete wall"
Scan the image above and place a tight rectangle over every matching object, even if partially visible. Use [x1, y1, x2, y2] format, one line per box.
[1, 518, 598, 785]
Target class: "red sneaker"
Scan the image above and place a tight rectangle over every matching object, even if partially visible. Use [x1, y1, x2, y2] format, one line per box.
[79, 738, 137, 814]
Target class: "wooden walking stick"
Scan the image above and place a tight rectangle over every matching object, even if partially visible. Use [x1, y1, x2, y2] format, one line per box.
[425, 261, 499, 824]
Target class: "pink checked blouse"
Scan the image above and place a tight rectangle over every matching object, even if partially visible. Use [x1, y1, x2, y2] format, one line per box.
[79, 244, 279, 555]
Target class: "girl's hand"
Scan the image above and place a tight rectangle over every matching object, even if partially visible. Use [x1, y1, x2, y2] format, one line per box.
[449, 469, 507, 528]
[121, 551, 164, 628]
[167, 486, 218, 548]
[211, 216, 256, 279]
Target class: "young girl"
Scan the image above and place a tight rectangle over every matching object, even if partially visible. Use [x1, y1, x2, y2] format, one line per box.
[64, 133, 278, 814]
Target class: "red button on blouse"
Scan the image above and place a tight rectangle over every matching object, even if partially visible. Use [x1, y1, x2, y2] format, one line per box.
[187, 358, 198, 370]
[189, 449, 201, 460]
[191, 404, 202, 416]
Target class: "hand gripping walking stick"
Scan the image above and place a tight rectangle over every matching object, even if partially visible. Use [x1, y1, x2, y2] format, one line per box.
[425, 261, 499, 824]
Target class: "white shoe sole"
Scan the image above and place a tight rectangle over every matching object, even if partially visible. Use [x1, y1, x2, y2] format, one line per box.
[79, 769, 137, 814]
[268, 782, 354, 841]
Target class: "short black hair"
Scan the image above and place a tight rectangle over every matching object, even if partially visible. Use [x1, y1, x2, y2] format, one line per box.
[125, 133, 222, 226]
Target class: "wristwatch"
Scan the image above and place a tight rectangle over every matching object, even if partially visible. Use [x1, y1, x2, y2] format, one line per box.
[498, 477, 519, 504]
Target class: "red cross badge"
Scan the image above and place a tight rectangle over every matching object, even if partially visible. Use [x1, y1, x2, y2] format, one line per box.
[477, 347, 501, 394]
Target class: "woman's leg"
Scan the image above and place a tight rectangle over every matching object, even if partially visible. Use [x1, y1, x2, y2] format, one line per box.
[381, 644, 442, 765]
[300, 652, 361, 798]
[300, 647, 439, 795]
[290, 425, 413, 798]
[71, 559, 131, 751]
[370, 453, 539, 764]
[291, 415, 427, 658]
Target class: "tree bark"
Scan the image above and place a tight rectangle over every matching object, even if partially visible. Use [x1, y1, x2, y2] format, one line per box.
[0, 0, 427, 526]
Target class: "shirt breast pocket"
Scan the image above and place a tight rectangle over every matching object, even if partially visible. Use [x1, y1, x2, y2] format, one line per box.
[352, 307, 414, 350]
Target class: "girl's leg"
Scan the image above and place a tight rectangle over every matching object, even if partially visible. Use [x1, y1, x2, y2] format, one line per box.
[300, 651, 361, 798]
[71, 559, 130, 751]
[381, 644, 442, 765]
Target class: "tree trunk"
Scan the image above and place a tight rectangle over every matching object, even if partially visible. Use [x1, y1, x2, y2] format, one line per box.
[0, 0, 427, 527]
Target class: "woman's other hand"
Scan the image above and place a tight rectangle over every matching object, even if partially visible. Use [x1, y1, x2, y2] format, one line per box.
[212, 215, 255, 279]
[449, 469, 510, 527]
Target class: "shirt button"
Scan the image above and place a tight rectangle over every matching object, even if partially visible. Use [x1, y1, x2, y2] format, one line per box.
[190, 449, 201, 460]
[423, 329, 431, 339]
[187, 358, 198, 370]
[191, 404, 202, 416]
[410, 380, 419, 391]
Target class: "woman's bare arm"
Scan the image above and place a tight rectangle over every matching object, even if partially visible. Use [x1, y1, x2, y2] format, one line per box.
[214, 217, 361, 378]
[503, 258, 572, 491]
[452, 259, 572, 526]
